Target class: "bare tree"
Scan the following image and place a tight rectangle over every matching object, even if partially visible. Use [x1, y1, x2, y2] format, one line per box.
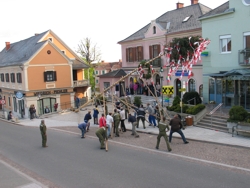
[76, 37, 101, 64]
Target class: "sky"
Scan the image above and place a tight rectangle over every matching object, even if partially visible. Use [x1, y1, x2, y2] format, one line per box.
[0, 0, 228, 62]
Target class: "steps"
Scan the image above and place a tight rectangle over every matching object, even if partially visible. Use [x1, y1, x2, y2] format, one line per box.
[130, 95, 173, 107]
[196, 113, 229, 132]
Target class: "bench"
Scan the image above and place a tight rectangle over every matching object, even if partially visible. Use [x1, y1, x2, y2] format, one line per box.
[232, 122, 250, 137]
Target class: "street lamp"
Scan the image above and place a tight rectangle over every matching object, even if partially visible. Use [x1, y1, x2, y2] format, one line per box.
[160, 67, 164, 107]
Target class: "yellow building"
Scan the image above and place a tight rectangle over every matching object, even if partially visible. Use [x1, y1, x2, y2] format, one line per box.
[0, 30, 89, 118]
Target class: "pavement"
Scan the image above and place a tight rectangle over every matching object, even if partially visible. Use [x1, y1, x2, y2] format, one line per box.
[1, 104, 250, 188]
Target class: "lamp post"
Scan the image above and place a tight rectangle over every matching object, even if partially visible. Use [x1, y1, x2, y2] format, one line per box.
[160, 67, 164, 107]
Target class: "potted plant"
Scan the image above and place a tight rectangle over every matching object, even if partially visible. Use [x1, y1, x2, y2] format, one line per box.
[227, 105, 248, 132]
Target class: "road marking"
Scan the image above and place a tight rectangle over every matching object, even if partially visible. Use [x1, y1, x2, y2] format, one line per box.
[49, 128, 250, 173]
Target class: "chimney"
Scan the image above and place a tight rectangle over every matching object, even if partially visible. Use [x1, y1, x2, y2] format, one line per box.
[35, 33, 40, 36]
[176, 2, 184, 9]
[5, 42, 10, 50]
[191, 0, 199, 5]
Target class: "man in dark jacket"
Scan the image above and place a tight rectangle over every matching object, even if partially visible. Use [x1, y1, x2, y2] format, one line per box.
[128, 113, 139, 138]
[136, 104, 146, 129]
[40, 120, 48, 147]
[78, 122, 87, 138]
[84, 111, 92, 131]
[169, 114, 189, 144]
[156, 117, 172, 152]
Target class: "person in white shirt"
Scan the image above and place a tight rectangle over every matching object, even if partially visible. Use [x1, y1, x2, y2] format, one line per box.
[106, 112, 114, 137]
[119, 107, 126, 132]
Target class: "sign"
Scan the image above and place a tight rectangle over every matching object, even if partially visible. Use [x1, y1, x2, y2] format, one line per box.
[0, 99, 5, 105]
[179, 88, 186, 92]
[164, 97, 169, 102]
[15, 91, 24, 100]
[34, 89, 68, 96]
[162, 86, 174, 95]
[175, 70, 193, 77]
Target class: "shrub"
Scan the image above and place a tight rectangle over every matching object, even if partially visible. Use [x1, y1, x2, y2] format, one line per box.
[182, 91, 202, 105]
[186, 104, 205, 115]
[228, 106, 248, 123]
[133, 96, 142, 107]
[172, 95, 181, 106]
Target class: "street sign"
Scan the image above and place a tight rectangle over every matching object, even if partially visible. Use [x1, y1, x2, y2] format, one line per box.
[179, 88, 186, 92]
[0, 99, 5, 105]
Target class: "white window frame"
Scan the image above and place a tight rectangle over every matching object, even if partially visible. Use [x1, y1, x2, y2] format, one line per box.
[220, 35, 231, 53]
[243, 32, 250, 48]
[95, 70, 99, 75]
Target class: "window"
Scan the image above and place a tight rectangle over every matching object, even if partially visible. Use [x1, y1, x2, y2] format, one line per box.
[182, 16, 192, 22]
[17, 73, 22, 83]
[153, 26, 156, 34]
[188, 79, 196, 92]
[96, 79, 98, 84]
[5, 73, 9, 82]
[11, 73, 15, 83]
[220, 35, 231, 53]
[48, 37, 53, 42]
[44, 71, 57, 82]
[102, 70, 105, 75]
[1, 73, 4, 82]
[126, 46, 144, 62]
[95, 70, 98, 75]
[244, 32, 250, 49]
[8, 97, 11, 106]
[199, 85, 203, 97]
[61, 50, 66, 54]
[149, 45, 160, 59]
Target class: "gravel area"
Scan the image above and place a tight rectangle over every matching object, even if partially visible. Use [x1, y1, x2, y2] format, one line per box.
[55, 126, 250, 173]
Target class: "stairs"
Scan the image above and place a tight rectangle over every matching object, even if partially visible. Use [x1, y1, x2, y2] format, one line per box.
[196, 113, 229, 132]
[131, 95, 174, 107]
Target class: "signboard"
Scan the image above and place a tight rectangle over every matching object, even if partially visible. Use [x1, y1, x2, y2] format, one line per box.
[15, 91, 24, 100]
[0, 99, 5, 105]
[162, 86, 174, 95]
[175, 70, 193, 77]
[179, 88, 186, 92]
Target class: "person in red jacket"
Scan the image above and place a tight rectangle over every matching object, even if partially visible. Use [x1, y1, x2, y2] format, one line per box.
[99, 113, 106, 128]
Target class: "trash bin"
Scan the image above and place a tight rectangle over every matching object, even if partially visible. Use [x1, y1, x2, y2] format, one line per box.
[185, 116, 193, 126]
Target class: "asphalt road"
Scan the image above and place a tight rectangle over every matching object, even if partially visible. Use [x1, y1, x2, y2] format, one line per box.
[0, 121, 250, 188]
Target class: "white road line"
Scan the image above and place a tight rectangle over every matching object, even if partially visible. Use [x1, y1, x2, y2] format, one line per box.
[49, 128, 250, 173]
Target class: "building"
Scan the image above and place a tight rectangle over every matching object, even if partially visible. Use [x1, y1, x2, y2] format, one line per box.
[199, 0, 250, 109]
[0, 30, 89, 118]
[118, 0, 212, 98]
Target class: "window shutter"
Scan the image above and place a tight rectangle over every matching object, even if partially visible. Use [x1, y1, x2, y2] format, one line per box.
[141, 46, 144, 60]
[134, 47, 138, 62]
[126, 48, 129, 62]
[19, 73, 22, 83]
[149, 46, 152, 59]
[53, 71, 57, 81]
[44, 72, 47, 82]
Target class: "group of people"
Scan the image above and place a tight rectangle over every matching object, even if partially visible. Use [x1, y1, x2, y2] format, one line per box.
[29, 104, 38, 120]
[125, 81, 161, 97]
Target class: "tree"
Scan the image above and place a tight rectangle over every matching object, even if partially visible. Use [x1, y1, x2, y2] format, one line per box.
[76, 38, 102, 90]
[76, 37, 101, 64]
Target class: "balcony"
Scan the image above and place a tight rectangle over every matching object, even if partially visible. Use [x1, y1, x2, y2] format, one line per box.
[73, 80, 89, 87]
[151, 58, 162, 67]
[239, 49, 250, 65]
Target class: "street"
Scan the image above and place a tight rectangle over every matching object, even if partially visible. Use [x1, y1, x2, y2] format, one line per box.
[0, 120, 250, 188]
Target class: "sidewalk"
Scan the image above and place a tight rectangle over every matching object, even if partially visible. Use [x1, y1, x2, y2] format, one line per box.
[13, 109, 250, 149]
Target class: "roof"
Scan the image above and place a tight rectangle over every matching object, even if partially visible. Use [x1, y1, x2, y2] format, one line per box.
[0, 31, 48, 67]
[118, 3, 212, 43]
[198, 1, 230, 20]
[98, 69, 127, 78]
[0, 30, 89, 69]
[206, 69, 250, 80]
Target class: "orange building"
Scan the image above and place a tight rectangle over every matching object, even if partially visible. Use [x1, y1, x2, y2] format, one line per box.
[0, 30, 89, 118]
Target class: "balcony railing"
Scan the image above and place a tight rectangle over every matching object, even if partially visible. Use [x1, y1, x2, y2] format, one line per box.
[73, 80, 89, 87]
[239, 49, 250, 65]
[152, 58, 162, 67]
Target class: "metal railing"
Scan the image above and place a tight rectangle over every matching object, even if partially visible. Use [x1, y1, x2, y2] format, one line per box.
[239, 49, 250, 65]
[187, 97, 196, 105]
[208, 103, 223, 127]
[73, 80, 89, 87]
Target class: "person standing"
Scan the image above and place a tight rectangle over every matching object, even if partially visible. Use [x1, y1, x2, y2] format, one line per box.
[84, 111, 92, 132]
[75, 96, 80, 109]
[112, 109, 121, 137]
[169, 114, 189, 144]
[136, 104, 146, 129]
[156, 117, 172, 152]
[128, 113, 139, 138]
[155, 105, 161, 126]
[44, 106, 50, 114]
[95, 126, 108, 149]
[40, 120, 48, 147]
[119, 107, 126, 132]
[99, 113, 106, 128]
[130, 81, 134, 95]
[144, 83, 149, 96]
[126, 86, 130, 96]
[93, 105, 99, 125]
[156, 82, 161, 97]
[29, 105, 34, 119]
[106, 112, 114, 138]
[78, 122, 87, 138]
[146, 103, 156, 127]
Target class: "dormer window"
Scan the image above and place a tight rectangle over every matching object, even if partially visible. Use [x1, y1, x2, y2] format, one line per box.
[61, 50, 66, 54]
[166, 22, 171, 31]
[153, 26, 156, 34]
[182, 16, 192, 22]
[48, 37, 53, 42]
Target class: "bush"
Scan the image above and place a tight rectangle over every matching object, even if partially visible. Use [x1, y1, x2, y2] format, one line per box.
[172, 95, 181, 106]
[182, 91, 202, 105]
[186, 104, 205, 115]
[228, 106, 248, 123]
[133, 96, 142, 107]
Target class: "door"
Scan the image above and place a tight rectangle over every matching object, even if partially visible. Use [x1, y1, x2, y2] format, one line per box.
[120, 82, 125, 97]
